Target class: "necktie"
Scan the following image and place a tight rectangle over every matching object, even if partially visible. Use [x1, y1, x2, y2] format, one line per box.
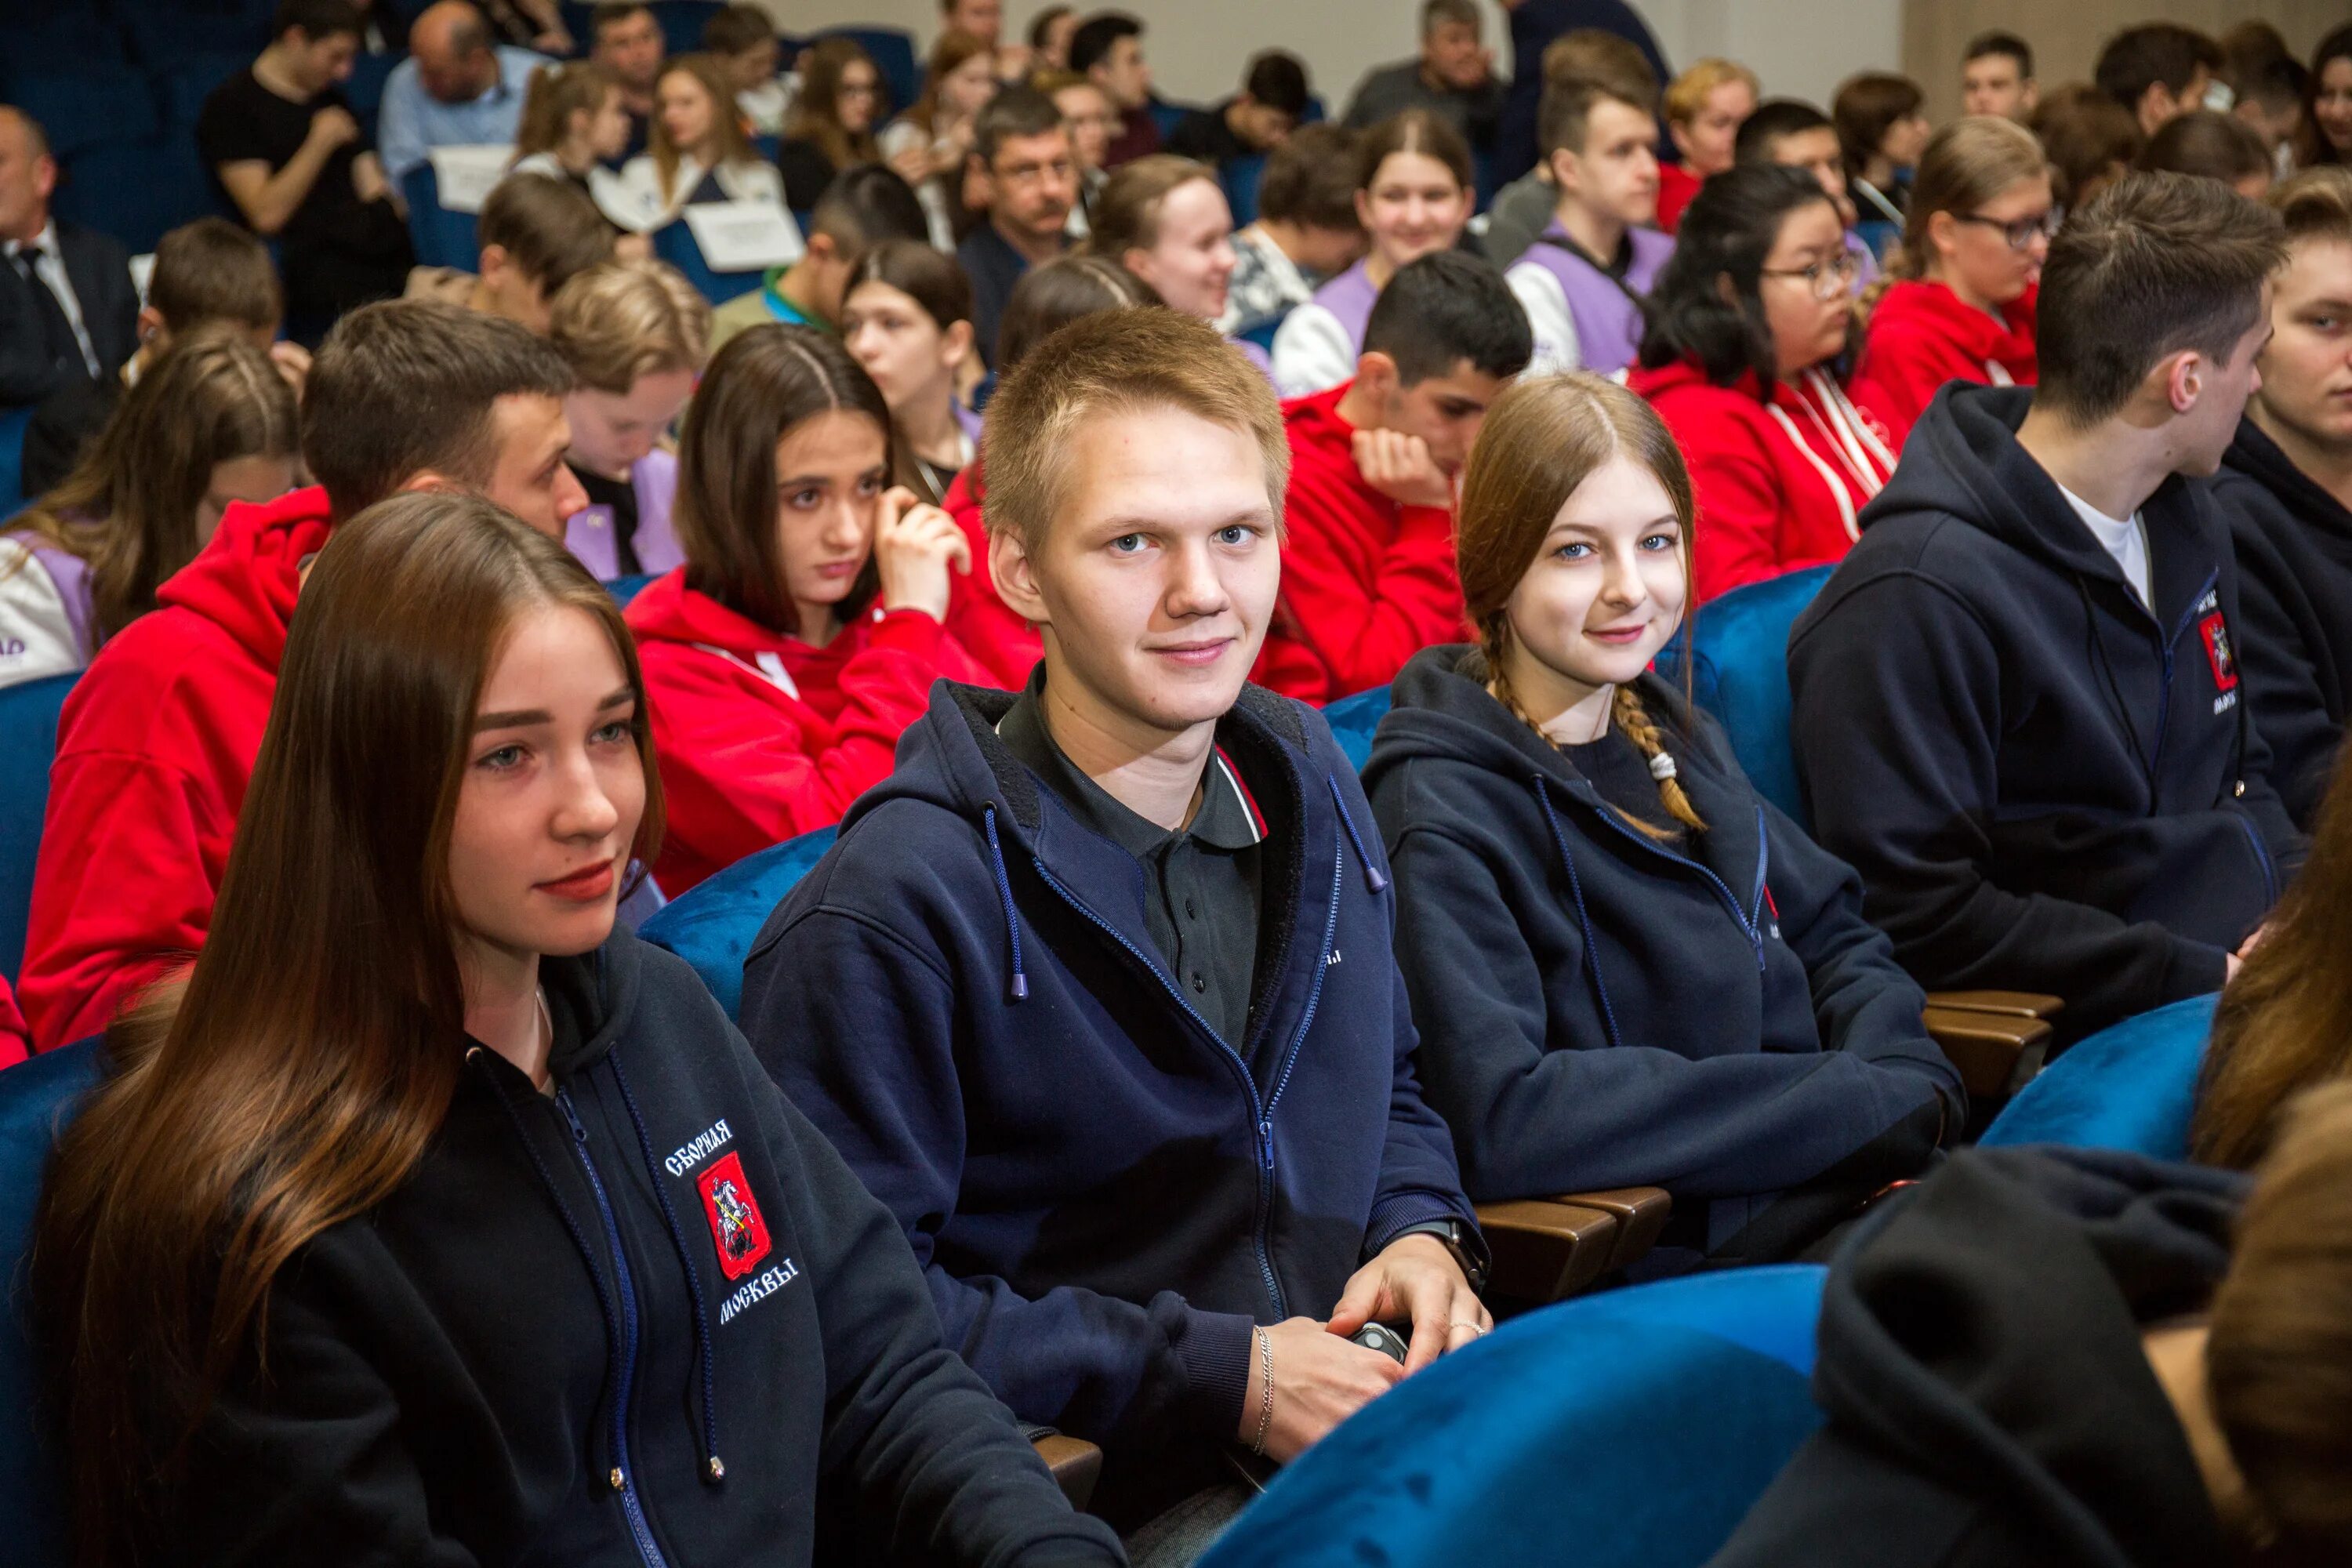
[13, 244, 82, 377]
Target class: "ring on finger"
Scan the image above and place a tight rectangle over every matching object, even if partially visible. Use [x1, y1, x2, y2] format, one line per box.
[1450, 1320, 1488, 1338]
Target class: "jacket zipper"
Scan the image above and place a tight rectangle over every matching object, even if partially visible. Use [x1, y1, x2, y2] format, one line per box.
[2234, 811, 2280, 904]
[1584, 795, 1772, 971]
[557, 1089, 674, 1568]
[2148, 569, 2219, 785]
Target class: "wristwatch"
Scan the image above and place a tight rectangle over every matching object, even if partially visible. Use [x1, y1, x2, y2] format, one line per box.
[1429, 1218, 1489, 1296]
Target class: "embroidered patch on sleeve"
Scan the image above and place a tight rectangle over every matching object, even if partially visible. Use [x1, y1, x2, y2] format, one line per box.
[696, 1151, 772, 1280]
[2200, 614, 2238, 692]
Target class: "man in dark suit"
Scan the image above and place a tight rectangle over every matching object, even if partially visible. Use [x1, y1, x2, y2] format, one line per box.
[0, 106, 139, 413]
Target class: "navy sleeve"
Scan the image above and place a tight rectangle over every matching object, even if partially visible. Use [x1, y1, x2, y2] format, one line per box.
[2227, 516, 2338, 829]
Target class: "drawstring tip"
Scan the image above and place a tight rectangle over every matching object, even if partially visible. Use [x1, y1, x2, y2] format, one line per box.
[706, 1456, 726, 1483]
[1008, 972, 1029, 1001]
[1364, 864, 1390, 894]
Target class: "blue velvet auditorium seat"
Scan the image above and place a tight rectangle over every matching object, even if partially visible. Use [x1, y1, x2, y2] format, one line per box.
[1980, 994, 2216, 1160]
[0, 405, 35, 518]
[0, 674, 77, 983]
[652, 219, 767, 306]
[1200, 1265, 1830, 1568]
[403, 163, 481, 273]
[1653, 564, 1835, 828]
[1319, 684, 1392, 771]
[638, 827, 837, 1020]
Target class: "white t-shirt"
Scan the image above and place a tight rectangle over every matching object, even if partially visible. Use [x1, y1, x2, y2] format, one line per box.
[1504, 262, 1584, 378]
[2056, 481, 2151, 609]
[1268, 301, 1357, 400]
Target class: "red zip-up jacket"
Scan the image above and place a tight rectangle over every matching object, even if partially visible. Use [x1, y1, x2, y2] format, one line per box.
[0, 975, 27, 1069]
[1656, 162, 1703, 236]
[1252, 383, 1466, 706]
[938, 458, 1044, 688]
[20, 485, 332, 1051]
[1628, 358, 1897, 603]
[1850, 279, 2038, 451]
[626, 569, 1001, 895]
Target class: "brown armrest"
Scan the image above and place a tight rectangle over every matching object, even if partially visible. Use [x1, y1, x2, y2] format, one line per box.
[1557, 1186, 1672, 1271]
[1924, 990, 2066, 1022]
[1031, 1434, 1102, 1512]
[1475, 1187, 1673, 1301]
[1923, 1005, 2053, 1098]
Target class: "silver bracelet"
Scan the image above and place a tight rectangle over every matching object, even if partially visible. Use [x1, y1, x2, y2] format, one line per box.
[1249, 1326, 1274, 1457]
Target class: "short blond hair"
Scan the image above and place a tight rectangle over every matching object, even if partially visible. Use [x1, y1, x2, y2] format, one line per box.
[1664, 57, 1759, 125]
[548, 259, 713, 394]
[983, 308, 1288, 548]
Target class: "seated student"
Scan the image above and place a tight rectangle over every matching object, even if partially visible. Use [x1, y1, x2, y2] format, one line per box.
[18, 301, 586, 1052]
[1628, 165, 1895, 600]
[1272, 109, 1474, 398]
[590, 1, 665, 159]
[625, 326, 997, 893]
[880, 30, 999, 251]
[1, 331, 300, 691]
[841, 239, 981, 506]
[1504, 72, 1672, 376]
[548, 257, 710, 579]
[374, 1, 548, 190]
[28, 492, 1124, 1566]
[406, 169, 616, 330]
[959, 87, 1080, 366]
[1731, 99, 1881, 298]
[507, 60, 638, 231]
[1960, 30, 2038, 122]
[21, 217, 296, 499]
[776, 40, 886, 212]
[2139, 109, 2275, 201]
[1483, 30, 1657, 270]
[1789, 173, 2301, 1044]
[1082, 154, 1266, 373]
[0, 107, 139, 419]
[740, 309, 1489, 1535]
[2220, 29, 2303, 176]
[710, 163, 930, 350]
[2031, 82, 2146, 212]
[1849, 116, 2051, 449]
[1366, 374, 1959, 1274]
[1657, 58, 1759, 234]
[704, 2, 788, 136]
[1832, 71, 1929, 261]
[2096, 22, 2222, 140]
[1257, 252, 1530, 704]
[1070, 12, 1159, 169]
[2309, 25, 2352, 169]
[1040, 71, 1117, 234]
[1217, 124, 1367, 339]
[2212, 169, 2352, 830]
[1342, 0, 1507, 157]
[1708, 1087, 2352, 1568]
[1029, 3, 1076, 73]
[1164, 50, 1310, 174]
[615, 53, 790, 231]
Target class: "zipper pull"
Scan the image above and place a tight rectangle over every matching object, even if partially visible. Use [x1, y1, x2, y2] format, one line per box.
[1258, 1118, 1273, 1167]
[557, 1091, 589, 1144]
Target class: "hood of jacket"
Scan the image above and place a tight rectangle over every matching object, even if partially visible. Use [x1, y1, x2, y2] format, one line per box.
[154, 483, 333, 673]
[2221, 414, 2352, 543]
[1868, 278, 2036, 365]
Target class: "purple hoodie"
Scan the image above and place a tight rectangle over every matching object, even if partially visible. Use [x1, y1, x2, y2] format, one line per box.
[1510, 224, 1675, 374]
[564, 448, 682, 581]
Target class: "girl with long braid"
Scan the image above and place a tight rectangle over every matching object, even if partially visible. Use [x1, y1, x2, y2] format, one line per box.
[1361, 372, 1963, 1276]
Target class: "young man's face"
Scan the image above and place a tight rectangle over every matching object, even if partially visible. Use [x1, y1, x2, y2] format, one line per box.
[595, 10, 665, 95]
[1554, 99, 1661, 229]
[1373, 358, 1508, 476]
[2139, 67, 2210, 137]
[1766, 125, 1855, 226]
[995, 405, 1279, 740]
[985, 128, 1078, 243]
[287, 27, 361, 93]
[1092, 36, 1151, 111]
[947, 0, 1003, 48]
[1421, 19, 1486, 92]
[1961, 54, 2034, 119]
[2256, 238, 2352, 457]
[1231, 96, 1296, 152]
[1053, 82, 1117, 170]
[480, 392, 591, 538]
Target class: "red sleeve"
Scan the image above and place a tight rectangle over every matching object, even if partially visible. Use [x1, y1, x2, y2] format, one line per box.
[21, 750, 224, 1051]
[1682, 405, 1795, 602]
[1850, 318, 1969, 452]
[1272, 466, 1465, 702]
[0, 975, 28, 1071]
[940, 470, 1040, 689]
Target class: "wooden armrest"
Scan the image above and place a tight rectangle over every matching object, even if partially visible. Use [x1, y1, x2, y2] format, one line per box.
[1925, 989, 2066, 1022]
[1556, 1186, 1672, 1271]
[1923, 1006, 2053, 1098]
[1475, 1188, 1673, 1301]
[1031, 1434, 1102, 1512]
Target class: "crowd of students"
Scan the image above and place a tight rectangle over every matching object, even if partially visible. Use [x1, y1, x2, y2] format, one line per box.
[9, 4, 2352, 1566]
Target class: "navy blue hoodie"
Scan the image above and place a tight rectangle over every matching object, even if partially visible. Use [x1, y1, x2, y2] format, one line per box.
[165, 935, 1123, 1566]
[1708, 1145, 2248, 1568]
[1789, 384, 2303, 1040]
[739, 681, 1479, 1523]
[2210, 414, 2352, 829]
[1365, 650, 1961, 1274]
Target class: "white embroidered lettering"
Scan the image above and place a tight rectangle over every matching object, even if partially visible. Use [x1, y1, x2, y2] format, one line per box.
[717, 1257, 801, 1324]
[664, 1118, 735, 1178]
[2214, 691, 2238, 716]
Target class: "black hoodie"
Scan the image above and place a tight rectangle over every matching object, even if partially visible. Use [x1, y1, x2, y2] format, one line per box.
[2210, 415, 2352, 829]
[1364, 651, 1961, 1274]
[1708, 1145, 2249, 1568]
[1789, 385, 2303, 1041]
[165, 935, 1123, 1567]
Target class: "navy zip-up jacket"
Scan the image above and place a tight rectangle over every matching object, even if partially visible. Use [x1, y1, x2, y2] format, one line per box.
[1788, 385, 2303, 1041]
[739, 681, 1479, 1520]
[1365, 651, 1959, 1273]
[2210, 414, 2352, 829]
[165, 935, 1122, 1566]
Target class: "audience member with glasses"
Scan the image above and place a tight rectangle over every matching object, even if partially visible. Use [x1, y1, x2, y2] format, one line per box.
[775, 38, 888, 212]
[1853, 115, 2056, 446]
[1631, 163, 1898, 600]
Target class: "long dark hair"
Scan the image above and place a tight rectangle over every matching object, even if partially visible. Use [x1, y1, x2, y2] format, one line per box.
[786, 37, 883, 169]
[673, 323, 893, 631]
[2303, 24, 2352, 169]
[1639, 162, 1838, 395]
[31, 492, 663, 1567]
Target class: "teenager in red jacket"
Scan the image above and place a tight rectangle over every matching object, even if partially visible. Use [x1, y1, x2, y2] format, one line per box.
[18, 303, 585, 1053]
[1852, 116, 2051, 448]
[1630, 165, 1896, 602]
[630, 326, 1005, 895]
[1660, 58, 1759, 234]
[1255, 252, 1531, 705]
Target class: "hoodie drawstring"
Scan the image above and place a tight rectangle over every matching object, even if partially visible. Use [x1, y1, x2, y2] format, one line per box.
[1532, 779, 1626, 1052]
[609, 1048, 726, 1483]
[1327, 775, 1389, 894]
[982, 804, 1029, 1000]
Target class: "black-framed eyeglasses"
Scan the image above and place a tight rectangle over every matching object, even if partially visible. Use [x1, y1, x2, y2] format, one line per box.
[1759, 249, 1860, 301]
[1954, 208, 2061, 250]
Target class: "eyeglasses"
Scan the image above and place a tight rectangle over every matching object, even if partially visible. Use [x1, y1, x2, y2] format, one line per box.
[1759, 249, 1861, 301]
[1954, 208, 2061, 250]
[838, 82, 881, 99]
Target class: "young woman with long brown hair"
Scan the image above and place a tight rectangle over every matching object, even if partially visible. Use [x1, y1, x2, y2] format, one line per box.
[776, 37, 886, 210]
[1361, 372, 1961, 1277]
[0, 326, 299, 690]
[617, 53, 786, 230]
[30, 492, 1119, 1567]
[879, 28, 1000, 249]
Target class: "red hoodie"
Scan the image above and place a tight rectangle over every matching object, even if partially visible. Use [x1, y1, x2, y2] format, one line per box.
[626, 570, 1000, 894]
[1656, 162, 1703, 236]
[0, 975, 27, 1070]
[938, 459, 1044, 688]
[1252, 383, 1465, 705]
[20, 486, 332, 1051]
[1628, 359, 1897, 602]
[1850, 279, 2038, 449]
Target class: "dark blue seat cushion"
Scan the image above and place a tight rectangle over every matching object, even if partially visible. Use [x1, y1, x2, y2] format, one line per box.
[0, 673, 76, 983]
[1321, 684, 1392, 773]
[1654, 564, 1834, 828]
[1981, 994, 2216, 1160]
[638, 828, 837, 1021]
